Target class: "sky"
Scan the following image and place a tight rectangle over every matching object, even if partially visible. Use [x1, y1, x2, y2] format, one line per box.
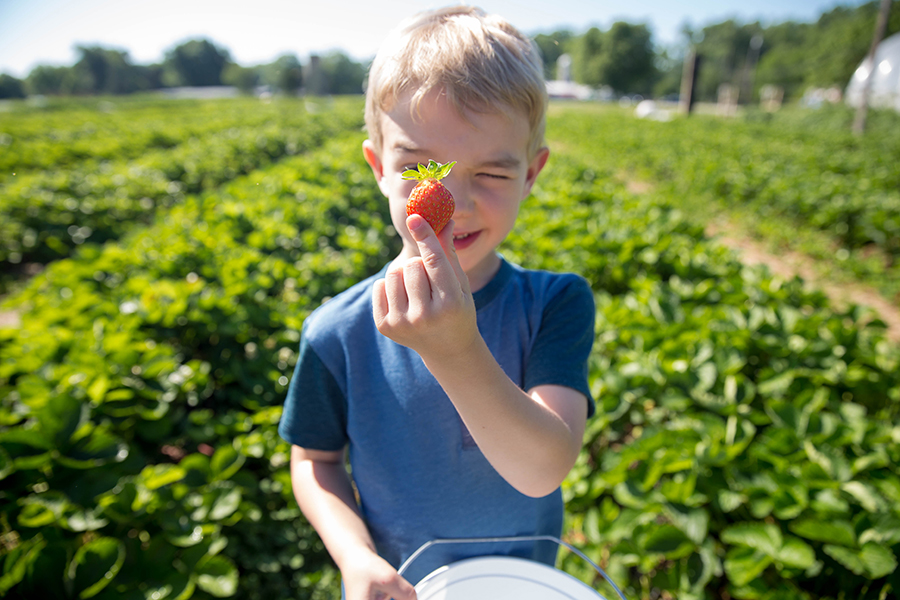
[0, 0, 871, 78]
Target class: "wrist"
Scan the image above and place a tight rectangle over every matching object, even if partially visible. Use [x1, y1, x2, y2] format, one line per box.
[420, 331, 488, 374]
[333, 541, 380, 573]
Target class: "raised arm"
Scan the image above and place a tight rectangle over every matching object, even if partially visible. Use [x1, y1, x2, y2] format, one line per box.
[372, 215, 588, 498]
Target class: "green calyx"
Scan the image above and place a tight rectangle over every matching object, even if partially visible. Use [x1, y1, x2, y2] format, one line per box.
[401, 159, 456, 182]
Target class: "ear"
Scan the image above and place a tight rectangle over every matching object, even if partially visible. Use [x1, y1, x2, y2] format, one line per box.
[522, 146, 550, 198]
[362, 139, 391, 198]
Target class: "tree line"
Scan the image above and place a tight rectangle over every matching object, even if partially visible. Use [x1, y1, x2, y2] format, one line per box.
[534, 1, 899, 102]
[0, 1, 897, 102]
[0, 38, 365, 99]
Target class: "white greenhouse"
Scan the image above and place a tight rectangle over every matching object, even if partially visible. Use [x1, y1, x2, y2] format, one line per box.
[846, 31, 900, 112]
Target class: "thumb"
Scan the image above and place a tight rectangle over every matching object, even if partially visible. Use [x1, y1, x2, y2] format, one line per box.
[381, 572, 417, 600]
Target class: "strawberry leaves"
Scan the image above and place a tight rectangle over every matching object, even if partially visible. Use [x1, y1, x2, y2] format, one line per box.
[401, 159, 456, 182]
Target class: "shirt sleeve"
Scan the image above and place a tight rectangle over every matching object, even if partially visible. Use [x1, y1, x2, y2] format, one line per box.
[523, 275, 596, 418]
[278, 331, 349, 451]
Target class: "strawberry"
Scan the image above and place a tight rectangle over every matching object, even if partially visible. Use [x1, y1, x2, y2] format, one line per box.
[402, 159, 456, 235]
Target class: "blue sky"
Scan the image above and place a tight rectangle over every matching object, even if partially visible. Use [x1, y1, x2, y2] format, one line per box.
[0, 0, 870, 77]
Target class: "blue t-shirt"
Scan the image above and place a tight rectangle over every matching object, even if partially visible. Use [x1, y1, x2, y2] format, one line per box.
[279, 256, 595, 585]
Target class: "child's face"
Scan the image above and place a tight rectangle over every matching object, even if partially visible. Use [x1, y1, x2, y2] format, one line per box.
[364, 88, 549, 290]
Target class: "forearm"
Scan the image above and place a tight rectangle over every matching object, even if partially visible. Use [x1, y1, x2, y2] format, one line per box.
[289, 447, 376, 570]
[421, 338, 585, 498]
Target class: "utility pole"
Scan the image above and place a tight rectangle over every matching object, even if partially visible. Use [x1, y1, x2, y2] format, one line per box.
[739, 34, 764, 105]
[679, 48, 700, 116]
[853, 0, 893, 135]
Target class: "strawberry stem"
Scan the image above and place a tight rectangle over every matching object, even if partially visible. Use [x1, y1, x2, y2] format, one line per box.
[402, 159, 456, 182]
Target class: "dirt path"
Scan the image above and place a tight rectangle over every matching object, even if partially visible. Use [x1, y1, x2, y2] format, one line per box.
[706, 219, 900, 344]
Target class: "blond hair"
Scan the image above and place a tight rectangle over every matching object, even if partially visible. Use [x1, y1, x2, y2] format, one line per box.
[364, 5, 548, 159]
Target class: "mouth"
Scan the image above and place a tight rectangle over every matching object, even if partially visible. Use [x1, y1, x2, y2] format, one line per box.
[452, 230, 480, 249]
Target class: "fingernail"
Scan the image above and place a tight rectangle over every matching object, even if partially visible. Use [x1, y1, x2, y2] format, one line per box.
[407, 214, 427, 236]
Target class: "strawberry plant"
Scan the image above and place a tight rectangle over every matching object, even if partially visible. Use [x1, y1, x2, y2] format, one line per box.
[1, 98, 898, 600]
[504, 149, 900, 600]
[0, 131, 394, 599]
[0, 98, 364, 289]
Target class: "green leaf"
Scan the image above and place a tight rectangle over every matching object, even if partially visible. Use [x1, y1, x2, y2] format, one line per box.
[664, 503, 709, 545]
[776, 537, 816, 569]
[209, 445, 245, 481]
[65, 508, 109, 532]
[143, 573, 195, 600]
[722, 522, 782, 557]
[56, 424, 127, 469]
[39, 392, 88, 448]
[0, 428, 53, 470]
[0, 535, 46, 594]
[858, 542, 898, 579]
[789, 518, 856, 547]
[718, 490, 745, 513]
[0, 445, 13, 480]
[757, 371, 794, 397]
[841, 480, 887, 513]
[208, 486, 242, 521]
[724, 546, 772, 587]
[18, 492, 70, 527]
[195, 555, 238, 597]
[138, 463, 186, 489]
[65, 537, 126, 599]
[859, 514, 900, 546]
[823, 542, 896, 579]
[825, 544, 866, 576]
[640, 524, 693, 558]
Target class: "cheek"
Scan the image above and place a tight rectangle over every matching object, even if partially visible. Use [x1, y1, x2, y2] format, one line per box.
[479, 185, 523, 221]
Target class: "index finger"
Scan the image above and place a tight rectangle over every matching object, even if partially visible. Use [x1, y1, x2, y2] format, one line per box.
[406, 214, 468, 299]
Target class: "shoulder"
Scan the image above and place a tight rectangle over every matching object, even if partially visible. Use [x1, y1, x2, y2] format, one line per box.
[504, 260, 593, 311]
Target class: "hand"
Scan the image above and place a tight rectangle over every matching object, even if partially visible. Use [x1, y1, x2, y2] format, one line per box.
[341, 548, 416, 600]
[373, 215, 478, 361]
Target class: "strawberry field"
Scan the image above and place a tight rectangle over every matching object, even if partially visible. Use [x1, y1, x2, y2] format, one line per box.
[1, 96, 899, 600]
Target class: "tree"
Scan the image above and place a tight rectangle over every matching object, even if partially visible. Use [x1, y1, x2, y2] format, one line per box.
[570, 23, 657, 95]
[602, 22, 657, 95]
[223, 63, 260, 94]
[25, 65, 70, 95]
[161, 39, 230, 87]
[533, 30, 574, 80]
[0, 74, 26, 99]
[570, 27, 605, 87]
[693, 20, 763, 102]
[305, 52, 366, 95]
[270, 54, 303, 95]
[67, 45, 137, 95]
[321, 52, 366, 94]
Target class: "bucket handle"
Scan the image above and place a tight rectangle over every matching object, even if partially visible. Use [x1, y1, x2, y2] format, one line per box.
[397, 534, 627, 600]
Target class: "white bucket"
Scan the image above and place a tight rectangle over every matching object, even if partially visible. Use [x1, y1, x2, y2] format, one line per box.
[400, 536, 626, 600]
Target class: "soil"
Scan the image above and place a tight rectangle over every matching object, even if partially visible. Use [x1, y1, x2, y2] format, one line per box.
[706, 218, 900, 344]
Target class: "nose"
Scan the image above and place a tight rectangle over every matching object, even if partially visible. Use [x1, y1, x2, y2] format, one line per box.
[446, 176, 473, 217]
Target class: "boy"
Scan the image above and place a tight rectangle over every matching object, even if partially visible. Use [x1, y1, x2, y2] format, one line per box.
[278, 6, 595, 599]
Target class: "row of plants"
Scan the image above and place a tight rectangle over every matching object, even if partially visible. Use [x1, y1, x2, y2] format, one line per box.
[1, 131, 396, 599]
[502, 148, 900, 599]
[2, 101, 898, 599]
[0, 97, 326, 180]
[545, 105, 900, 301]
[0, 98, 364, 286]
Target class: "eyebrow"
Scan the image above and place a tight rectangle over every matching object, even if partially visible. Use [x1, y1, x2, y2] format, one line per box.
[393, 144, 521, 171]
[392, 142, 426, 155]
[475, 156, 522, 170]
